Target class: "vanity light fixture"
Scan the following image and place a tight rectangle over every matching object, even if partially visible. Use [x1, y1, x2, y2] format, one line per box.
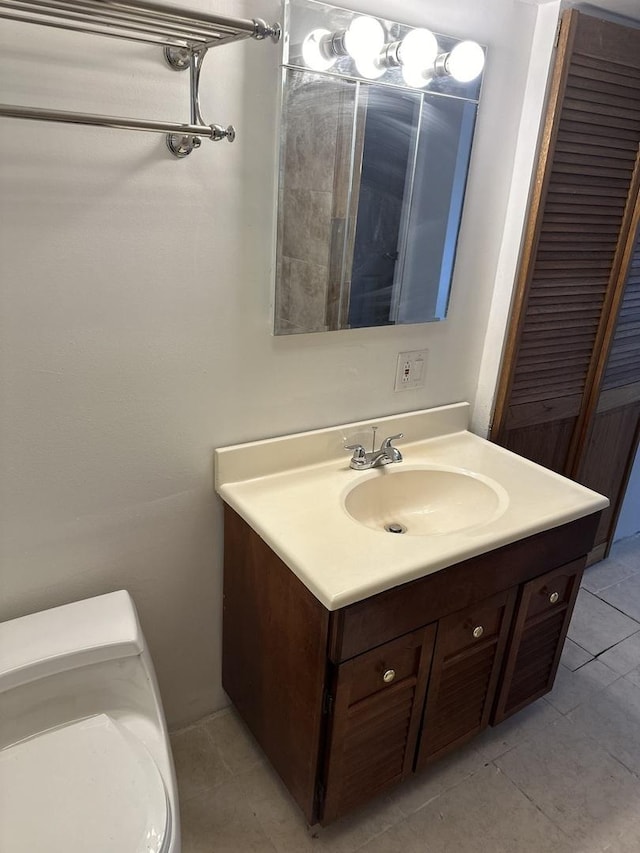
[298, 10, 485, 89]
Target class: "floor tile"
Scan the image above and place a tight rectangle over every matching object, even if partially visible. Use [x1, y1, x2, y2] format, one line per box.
[352, 820, 426, 853]
[474, 697, 563, 761]
[582, 557, 638, 593]
[626, 667, 640, 689]
[180, 778, 278, 853]
[170, 723, 233, 804]
[597, 573, 640, 623]
[389, 738, 486, 816]
[238, 758, 405, 853]
[402, 764, 573, 853]
[545, 659, 619, 715]
[495, 717, 640, 845]
[203, 707, 263, 775]
[560, 637, 593, 671]
[568, 677, 640, 776]
[597, 630, 640, 675]
[567, 589, 639, 655]
[609, 535, 640, 572]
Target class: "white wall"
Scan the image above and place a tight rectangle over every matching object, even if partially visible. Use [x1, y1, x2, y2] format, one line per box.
[0, 0, 544, 727]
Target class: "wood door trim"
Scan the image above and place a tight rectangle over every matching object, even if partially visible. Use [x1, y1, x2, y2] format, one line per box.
[491, 9, 578, 440]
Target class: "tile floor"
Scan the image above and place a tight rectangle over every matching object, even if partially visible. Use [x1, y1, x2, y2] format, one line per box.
[171, 533, 640, 853]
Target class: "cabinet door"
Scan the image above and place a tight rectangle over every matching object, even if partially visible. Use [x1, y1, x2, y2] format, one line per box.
[320, 624, 436, 824]
[416, 588, 517, 769]
[492, 559, 584, 724]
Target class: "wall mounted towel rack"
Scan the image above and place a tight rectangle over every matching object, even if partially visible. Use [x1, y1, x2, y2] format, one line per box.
[0, 0, 281, 156]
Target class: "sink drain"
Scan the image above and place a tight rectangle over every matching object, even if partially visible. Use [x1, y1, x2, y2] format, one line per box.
[384, 522, 407, 534]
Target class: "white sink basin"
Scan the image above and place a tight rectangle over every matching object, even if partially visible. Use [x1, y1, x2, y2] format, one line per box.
[344, 467, 508, 535]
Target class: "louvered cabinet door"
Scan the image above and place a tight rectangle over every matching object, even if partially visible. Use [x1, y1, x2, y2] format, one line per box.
[320, 624, 436, 824]
[492, 10, 640, 476]
[576, 214, 640, 554]
[415, 588, 517, 770]
[493, 560, 584, 724]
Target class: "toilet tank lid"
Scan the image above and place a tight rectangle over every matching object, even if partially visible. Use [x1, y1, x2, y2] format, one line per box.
[0, 591, 144, 694]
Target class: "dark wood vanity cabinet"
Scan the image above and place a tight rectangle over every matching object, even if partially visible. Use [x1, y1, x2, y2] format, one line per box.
[222, 507, 600, 825]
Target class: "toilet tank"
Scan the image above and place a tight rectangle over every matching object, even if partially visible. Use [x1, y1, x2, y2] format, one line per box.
[0, 590, 145, 694]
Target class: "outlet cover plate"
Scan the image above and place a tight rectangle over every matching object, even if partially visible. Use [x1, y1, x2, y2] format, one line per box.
[395, 349, 428, 391]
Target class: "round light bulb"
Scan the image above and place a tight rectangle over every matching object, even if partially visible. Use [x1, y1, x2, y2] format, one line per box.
[398, 28, 438, 88]
[445, 40, 485, 82]
[301, 28, 335, 71]
[398, 28, 438, 71]
[344, 16, 385, 62]
[355, 53, 385, 80]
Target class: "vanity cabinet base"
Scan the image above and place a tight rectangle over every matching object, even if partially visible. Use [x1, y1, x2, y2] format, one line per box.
[222, 507, 599, 825]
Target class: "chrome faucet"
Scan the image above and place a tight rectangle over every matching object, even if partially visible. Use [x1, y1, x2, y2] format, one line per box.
[345, 431, 403, 470]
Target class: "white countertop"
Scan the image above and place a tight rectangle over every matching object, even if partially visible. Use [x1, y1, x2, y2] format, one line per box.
[215, 403, 609, 611]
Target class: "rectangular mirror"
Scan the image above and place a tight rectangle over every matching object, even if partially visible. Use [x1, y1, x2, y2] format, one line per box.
[274, 0, 485, 335]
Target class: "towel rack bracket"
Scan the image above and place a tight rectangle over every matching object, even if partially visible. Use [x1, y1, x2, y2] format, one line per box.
[164, 46, 192, 72]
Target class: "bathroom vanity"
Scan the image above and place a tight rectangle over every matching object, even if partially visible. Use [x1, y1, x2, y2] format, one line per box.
[215, 404, 608, 825]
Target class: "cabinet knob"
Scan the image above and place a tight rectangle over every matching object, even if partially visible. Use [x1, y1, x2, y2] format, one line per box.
[472, 626, 484, 639]
[549, 591, 559, 604]
[383, 669, 396, 684]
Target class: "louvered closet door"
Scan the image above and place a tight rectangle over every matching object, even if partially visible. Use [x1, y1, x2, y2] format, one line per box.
[576, 212, 640, 552]
[492, 10, 640, 476]
[320, 624, 436, 824]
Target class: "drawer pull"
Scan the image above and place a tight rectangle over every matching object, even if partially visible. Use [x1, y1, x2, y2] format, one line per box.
[549, 591, 559, 604]
[382, 669, 396, 684]
[472, 626, 484, 639]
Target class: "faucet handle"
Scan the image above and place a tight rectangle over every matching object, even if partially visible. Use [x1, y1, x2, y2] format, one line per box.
[345, 442, 366, 456]
[380, 433, 403, 462]
[380, 433, 403, 449]
[345, 443, 367, 468]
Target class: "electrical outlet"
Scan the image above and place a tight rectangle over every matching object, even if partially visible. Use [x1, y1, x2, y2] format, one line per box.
[394, 349, 428, 391]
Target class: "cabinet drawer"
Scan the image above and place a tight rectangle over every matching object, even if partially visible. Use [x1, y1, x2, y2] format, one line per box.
[348, 637, 428, 705]
[438, 596, 507, 660]
[523, 568, 576, 620]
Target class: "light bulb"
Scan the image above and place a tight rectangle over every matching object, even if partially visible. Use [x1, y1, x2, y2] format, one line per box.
[398, 28, 438, 71]
[398, 28, 438, 88]
[355, 53, 385, 79]
[301, 28, 335, 71]
[343, 16, 385, 62]
[445, 40, 484, 82]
